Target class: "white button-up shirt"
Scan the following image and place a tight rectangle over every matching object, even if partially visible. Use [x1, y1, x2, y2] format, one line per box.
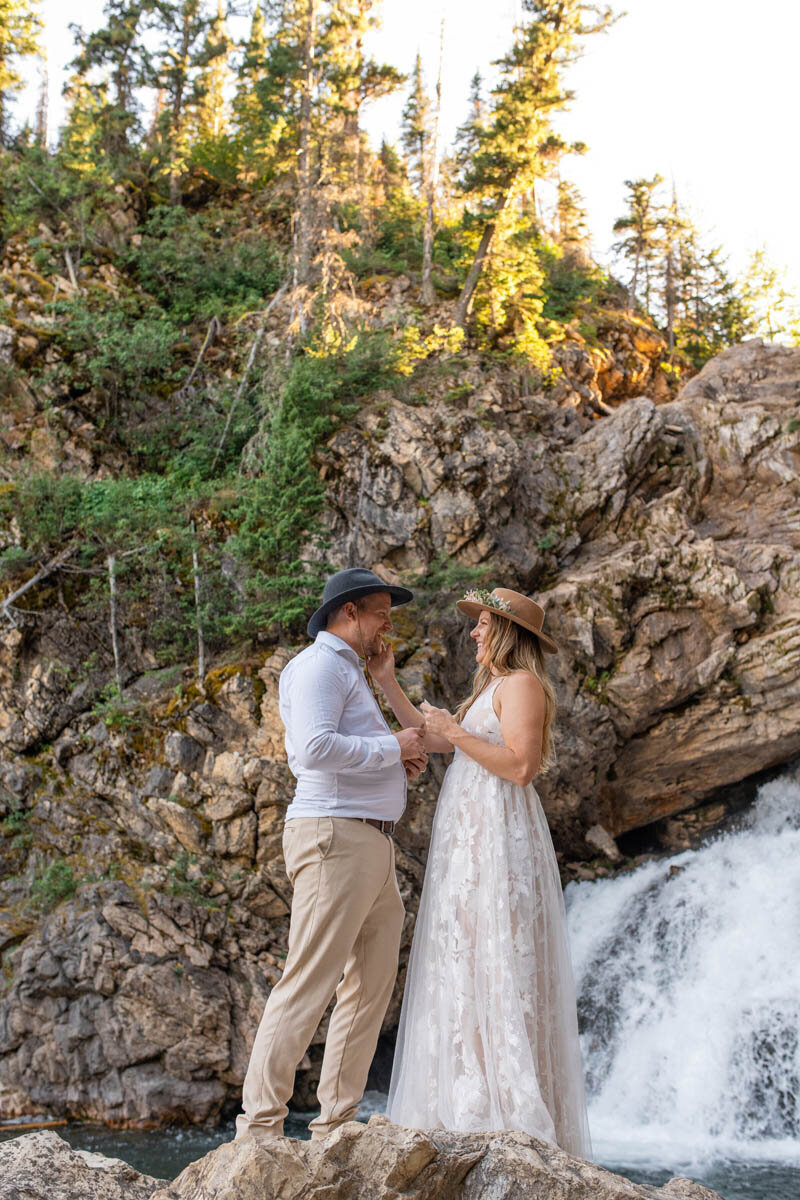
[281, 631, 406, 822]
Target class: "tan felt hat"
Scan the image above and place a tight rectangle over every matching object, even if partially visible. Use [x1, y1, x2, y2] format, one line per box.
[456, 587, 559, 654]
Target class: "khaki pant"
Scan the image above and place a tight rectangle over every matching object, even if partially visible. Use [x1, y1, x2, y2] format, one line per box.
[235, 816, 405, 1142]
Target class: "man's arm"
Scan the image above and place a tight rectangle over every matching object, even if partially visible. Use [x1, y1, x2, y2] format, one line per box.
[285, 654, 401, 772]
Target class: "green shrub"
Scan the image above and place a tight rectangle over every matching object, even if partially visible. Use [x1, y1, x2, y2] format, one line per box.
[415, 554, 493, 599]
[90, 681, 144, 731]
[538, 245, 607, 324]
[127, 206, 282, 323]
[52, 294, 181, 412]
[0, 807, 32, 849]
[224, 331, 395, 634]
[0, 475, 84, 551]
[30, 859, 77, 912]
[165, 851, 219, 909]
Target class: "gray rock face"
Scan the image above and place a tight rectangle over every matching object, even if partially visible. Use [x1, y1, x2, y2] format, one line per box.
[319, 339, 800, 848]
[0, 1130, 167, 1200]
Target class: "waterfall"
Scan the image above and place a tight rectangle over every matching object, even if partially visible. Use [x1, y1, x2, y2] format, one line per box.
[565, 775, 800, 1166]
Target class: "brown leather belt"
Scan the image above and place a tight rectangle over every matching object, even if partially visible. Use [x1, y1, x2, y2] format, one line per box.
[358, 817, 395, 836]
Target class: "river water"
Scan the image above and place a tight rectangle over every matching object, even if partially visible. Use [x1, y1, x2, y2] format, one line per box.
[3, 776, 799, 1198]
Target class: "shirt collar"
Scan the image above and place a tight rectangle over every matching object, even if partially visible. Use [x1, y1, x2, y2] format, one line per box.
[315, 630, 364, 667]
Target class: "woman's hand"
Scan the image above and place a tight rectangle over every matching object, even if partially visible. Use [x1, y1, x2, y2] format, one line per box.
[420, 700, 459, 741]
[367, 638, 395, 689]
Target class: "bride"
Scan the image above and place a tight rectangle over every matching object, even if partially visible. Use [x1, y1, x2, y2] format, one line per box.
[368, 586, 591, 1159]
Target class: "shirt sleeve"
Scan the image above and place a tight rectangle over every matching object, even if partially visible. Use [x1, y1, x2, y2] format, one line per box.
[286, 652, 401, 773]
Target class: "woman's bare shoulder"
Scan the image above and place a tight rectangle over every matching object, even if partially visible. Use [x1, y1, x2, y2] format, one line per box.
[495, 670, 545, 713]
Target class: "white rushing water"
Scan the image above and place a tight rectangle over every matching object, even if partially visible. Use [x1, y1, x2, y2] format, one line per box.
[565, 775, 800, 1170]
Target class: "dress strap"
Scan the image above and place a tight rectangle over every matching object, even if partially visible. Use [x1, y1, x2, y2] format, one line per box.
[487, 674, 505, 716]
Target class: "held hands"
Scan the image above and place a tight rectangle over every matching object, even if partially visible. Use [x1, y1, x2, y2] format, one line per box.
[420, 700, 459, 741]
[395, 724, 426, 761]
[395, 725, 428, 782]
[404, 753, 428, 781]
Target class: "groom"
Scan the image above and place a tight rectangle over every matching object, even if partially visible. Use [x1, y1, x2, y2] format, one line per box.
[235, 568, 427, 1143]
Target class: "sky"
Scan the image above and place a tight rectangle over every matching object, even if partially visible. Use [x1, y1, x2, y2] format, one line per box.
[17, 0, 800, 295]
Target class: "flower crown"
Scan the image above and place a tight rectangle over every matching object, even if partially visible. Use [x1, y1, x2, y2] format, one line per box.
[462, 588, 513, 613]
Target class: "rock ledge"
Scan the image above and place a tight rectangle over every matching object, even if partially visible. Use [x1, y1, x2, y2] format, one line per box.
[0, 1119, 724, 1200]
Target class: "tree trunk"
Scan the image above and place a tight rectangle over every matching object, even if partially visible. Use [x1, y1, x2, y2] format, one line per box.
[421, 196, 435, 306]
[666, 242, 675, 356]
[191, 525, 206, 683]
[295, 0, 318, 287]
[421, 20, 444, 307]
[454, 222, 496, 329]
[169, 13, 191, 207]
[107, 553, 123, 694]
[629, 245, 640, 314]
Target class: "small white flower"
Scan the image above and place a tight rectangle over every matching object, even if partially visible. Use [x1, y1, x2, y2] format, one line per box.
[463, 588, 513, 613]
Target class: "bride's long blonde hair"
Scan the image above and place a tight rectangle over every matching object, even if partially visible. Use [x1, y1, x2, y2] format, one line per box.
[455, 611, 558, 773]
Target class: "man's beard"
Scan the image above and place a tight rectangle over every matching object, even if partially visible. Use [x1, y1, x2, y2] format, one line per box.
[365, 634, 383, 658]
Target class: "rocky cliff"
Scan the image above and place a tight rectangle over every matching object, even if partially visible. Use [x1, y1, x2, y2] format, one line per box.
[1, 338, 799, 1126]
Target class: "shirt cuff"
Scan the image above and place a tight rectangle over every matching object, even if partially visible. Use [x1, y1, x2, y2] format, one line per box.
[375, 733, 402, 767]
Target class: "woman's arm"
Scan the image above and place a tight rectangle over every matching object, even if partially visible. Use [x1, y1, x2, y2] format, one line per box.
[368, 641, 455, 753]
[420, 672, 544, 786]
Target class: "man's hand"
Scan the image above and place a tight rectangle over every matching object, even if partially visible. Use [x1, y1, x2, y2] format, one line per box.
[395, 724, 426, 762]
[404, 752, 428, 781]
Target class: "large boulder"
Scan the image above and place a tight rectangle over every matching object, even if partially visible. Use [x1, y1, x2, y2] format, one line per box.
[156, 1116, 721, 1200]
[0, 1129, 167, 1200]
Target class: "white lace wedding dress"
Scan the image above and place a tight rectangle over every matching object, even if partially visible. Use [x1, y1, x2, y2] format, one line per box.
[387, 676, 592, 1158]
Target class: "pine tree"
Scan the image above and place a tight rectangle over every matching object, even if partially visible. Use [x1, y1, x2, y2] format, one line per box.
[151, 0, 219, 203]
[454, 71, 485, 177]
[232, 2, 271, 179]
[555, 177, 587, 249]
[295, 0, 318, 288]
[739, 247, 800, 343]
[189, 0, 231, 143]
[664, 209, 751, 366]
[658, 185, 695, 356]
[33, 50, 48, 146]
[60, 71, 110, 172]
[0, 0, 43, 141]
[454, 0, 615, 328]
[612, 174, 663, 314]
[401, 52, 431, 195]
[321, 0, 403, 189]
[68, 0, 154, 156]
[400, 42, 441, 304]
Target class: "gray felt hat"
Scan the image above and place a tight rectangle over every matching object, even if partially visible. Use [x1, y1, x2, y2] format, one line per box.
[307, 568, 413, 638]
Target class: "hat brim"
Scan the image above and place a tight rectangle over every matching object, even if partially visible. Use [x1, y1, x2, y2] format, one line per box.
[308, 584, 413, 638]
[456, 599, 559, 654]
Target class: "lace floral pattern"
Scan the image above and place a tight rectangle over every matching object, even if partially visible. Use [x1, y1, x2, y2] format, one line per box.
[387, 678, 592, 1158]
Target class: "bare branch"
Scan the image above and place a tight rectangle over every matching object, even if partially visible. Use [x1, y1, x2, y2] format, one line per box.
[1, 544, 77, 627]
[211, 280, 289, 476]
[177, 315, 222, 393]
